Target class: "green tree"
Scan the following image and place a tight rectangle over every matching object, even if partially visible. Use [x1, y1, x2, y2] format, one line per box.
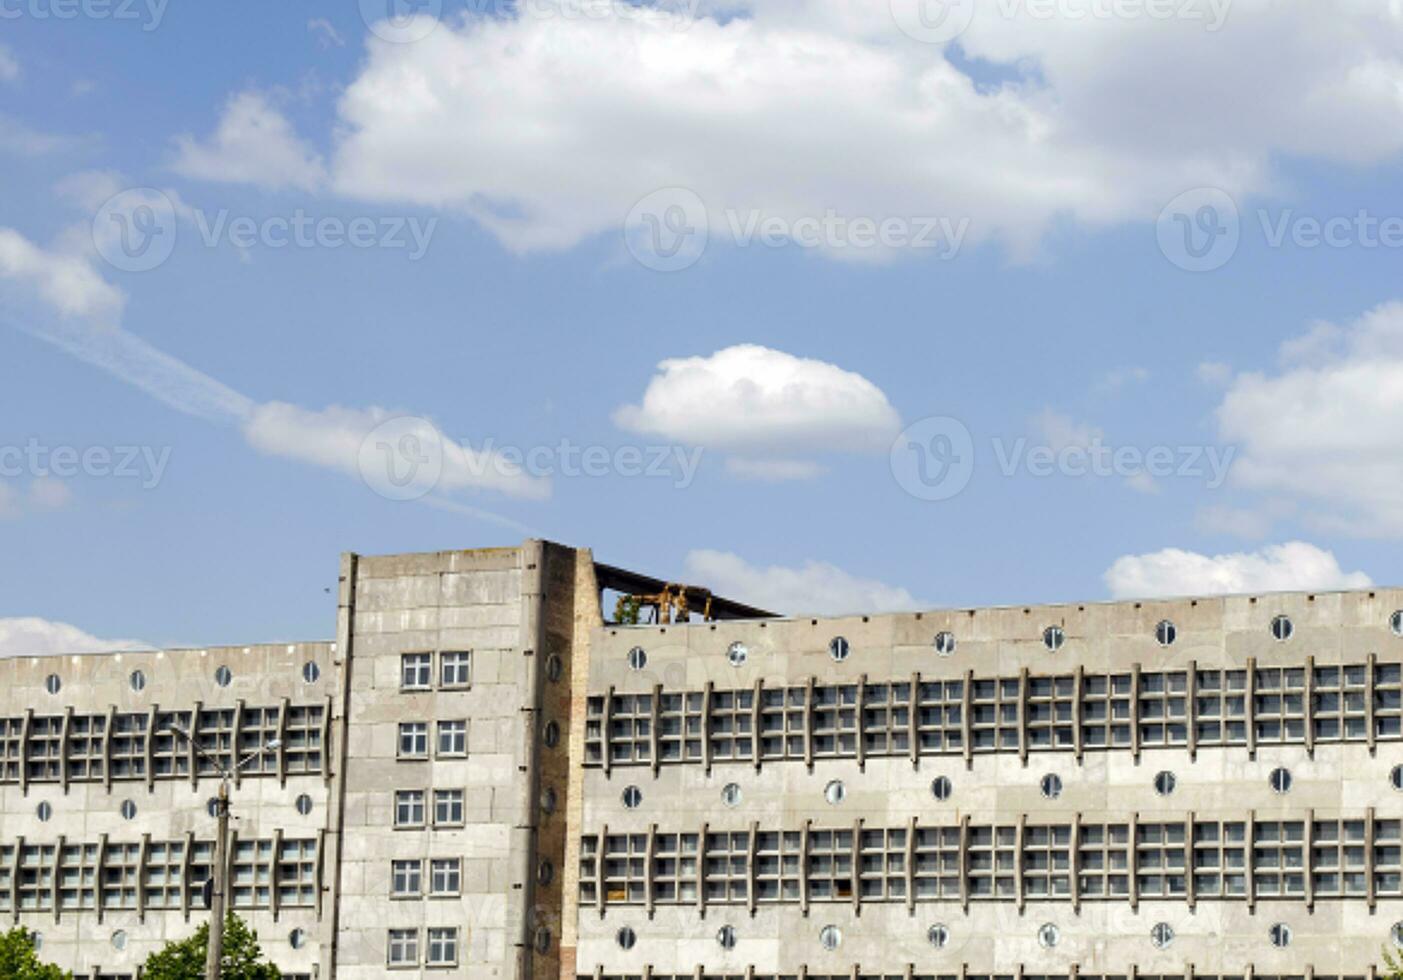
[1385, 946, 1403, 980]
[141, 914, 281, 980]
[0, 927, 72, 980]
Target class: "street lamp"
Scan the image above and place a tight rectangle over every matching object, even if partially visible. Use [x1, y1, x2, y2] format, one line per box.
[165, 724, 281, 980]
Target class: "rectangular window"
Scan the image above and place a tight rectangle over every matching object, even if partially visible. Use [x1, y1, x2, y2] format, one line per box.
[433, 789, 465, 827]
[437, 720, 467, 757]
[441, 651, 471, 688]
[430, 858, 461, 895]
[388, 928, 419, 966]
[392, 859, 422, 897]
[394, 790, 426, 828]
[398, 722, 428, 759]
[427, 926, 459, 966]
[401, 653, 432, 690]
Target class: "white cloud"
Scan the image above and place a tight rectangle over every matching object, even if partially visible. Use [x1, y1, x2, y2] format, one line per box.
[1031, 409, 1102, 452]
[0, 227, 125, 321]
[0, 617, 151, 658]
[1103, 541, 1372, 599]
[0, 113, 84, 156]
[1098, 366, 1149, 392]
[54, 169, 129, 212]
[243, 402, 550, 499]
[1124, 471, 1159, 495]
[173, 91, 326, 192]
[308, 17, 346, 48]
[724, 457, 827, 481]
[0, 43, 19, 81]
[327, 0, 1403, 257]
[28, 477, 73, 510]
[1215, 300, 1403, 535]
[614, 345, 901, 461]
[685, 549, 925, 616]
[1196, 360, 1233, 386]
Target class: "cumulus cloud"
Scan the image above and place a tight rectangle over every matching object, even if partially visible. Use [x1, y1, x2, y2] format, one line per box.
[172, 91, 326, 192]
[0, 227, 125, 321]
[1215, 301, 1403, 535]
[0, 617, 150, 658]
[1031, 409, 1102, 452]
[243, 402, 550, 499]
[614, 345, 901, 472]
[1197, 361, 1233, 386]
[1103, 541, 1372, 599]
[308, 18, 346, 48]
[685, 549, 925, 616]
[324, 0, 1403, 258]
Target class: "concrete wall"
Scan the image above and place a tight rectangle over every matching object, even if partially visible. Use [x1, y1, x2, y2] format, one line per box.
[0, 640, 337, 977]
[576, 589, 1403, 979]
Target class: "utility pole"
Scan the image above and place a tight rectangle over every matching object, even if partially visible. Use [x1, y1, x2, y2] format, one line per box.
[165, 725, 279, 980]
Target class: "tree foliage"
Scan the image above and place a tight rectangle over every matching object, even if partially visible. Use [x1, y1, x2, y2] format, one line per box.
[0, 927, 71, 980]
[141, 914, 281, 980]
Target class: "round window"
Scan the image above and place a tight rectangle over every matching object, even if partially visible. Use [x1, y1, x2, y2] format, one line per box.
[214, 665, 232, 687]
[1155, 620, 1177, 646]
[1040, 773, 1063, 799]
[721, 783, 743, 807]
[1269, 767, 1293, 794]
[546, 655, 563, 683]
[289, 928, 306, 950]
[36, 801, 52, 822]
[829, 636, 850, 662]
[296, 794, 313, 816]
[534, 928, 551, 954]
[1151, 922, 1175, 949]
[206, 797, 220, 818]
[44, 674, 61, 696]
[542, 720, 560, 747]
[727, 642, 749, 667]
[824, 780, 846, 805]
[1392, 610, 1403, 637]
[30, 932, 43, 952]
[819, 925, 842, 951]
[1392, 765, 1403, 792]
[622, 785, 643, 809]
[302, 661, 320, 684]
[120, 799, 137, 820]
[538, 860, 554, 886]
[111, 930, 127, 951]
[1043, 626, 1065, 651]
[627, 646, 647, 671]
[1391, 921, 1403, 949]
[129, 670, 146, 692]
[934, 631, 956, 656]
[616, 927, 637, 950]
[927, 924, 950, 948]
[540, 787, 558, 814]
[1269, 923, 1292, 948]
[717, 925, 737, 950]
[931, 776, 953, 801]
[1154, 771, 1176, 796]
[1038, 923, 1060, 948]
[1271, 615, 1293, 641]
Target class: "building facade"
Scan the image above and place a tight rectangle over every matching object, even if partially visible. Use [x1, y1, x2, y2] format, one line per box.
[3, 541, 1402, 980]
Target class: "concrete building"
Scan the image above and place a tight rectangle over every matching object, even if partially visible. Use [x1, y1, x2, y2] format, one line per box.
[4, 541, 1403, 980]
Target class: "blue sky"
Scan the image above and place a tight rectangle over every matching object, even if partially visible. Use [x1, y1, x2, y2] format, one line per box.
[2, 0, 1402, 650]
